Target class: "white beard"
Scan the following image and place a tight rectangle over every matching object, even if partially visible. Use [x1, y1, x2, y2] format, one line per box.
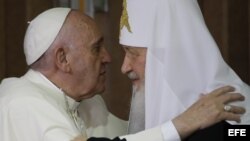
[128, 85, 145, 134]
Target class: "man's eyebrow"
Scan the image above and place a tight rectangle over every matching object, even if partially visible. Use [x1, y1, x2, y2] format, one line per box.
[124, 46, 131, 52]
[124, 47, 137, 56]
[93, 37, 104, 46]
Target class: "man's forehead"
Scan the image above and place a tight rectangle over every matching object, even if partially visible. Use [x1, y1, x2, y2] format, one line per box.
[122, 46, 147, 57]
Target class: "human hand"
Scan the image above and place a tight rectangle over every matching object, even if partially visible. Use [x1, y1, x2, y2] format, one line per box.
[172, 86, 245, 139]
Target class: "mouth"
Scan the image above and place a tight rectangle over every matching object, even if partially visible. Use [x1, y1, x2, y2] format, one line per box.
[131, 78, 140, 84]
[100, 71, 106, 75]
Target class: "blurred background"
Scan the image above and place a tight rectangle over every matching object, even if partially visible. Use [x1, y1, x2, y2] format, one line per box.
[0, 0, 249, 120]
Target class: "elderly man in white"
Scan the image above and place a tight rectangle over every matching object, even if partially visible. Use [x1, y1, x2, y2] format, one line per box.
[119, 0, 250, 140]
[0, 1, 247, 141]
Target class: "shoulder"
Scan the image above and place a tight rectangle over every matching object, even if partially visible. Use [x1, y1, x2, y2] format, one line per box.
[0, 76, 41, 96]
[0, 76, 60, 115]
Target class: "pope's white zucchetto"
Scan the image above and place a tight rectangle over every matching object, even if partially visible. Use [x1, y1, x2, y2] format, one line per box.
[24, 8, 71, 65]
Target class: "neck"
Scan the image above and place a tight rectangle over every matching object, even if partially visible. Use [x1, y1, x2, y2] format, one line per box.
[38, 69, 79, 101]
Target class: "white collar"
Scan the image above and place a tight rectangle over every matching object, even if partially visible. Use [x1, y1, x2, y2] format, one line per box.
[23, 69, 80, 111]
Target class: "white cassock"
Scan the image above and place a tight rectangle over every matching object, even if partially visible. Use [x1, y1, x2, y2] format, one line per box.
[0, 69, 167, 141]
[0, 69, 126, 141]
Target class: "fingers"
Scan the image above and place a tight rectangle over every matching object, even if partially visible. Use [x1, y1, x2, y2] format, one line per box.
[218, 92, 245, 104]
[194, 86, 246, 128]
[216, 92, 246, 123]
[179, 86, 245, 133]
[209, 86, 235, 97]
[221, 112, 242, 123]
[226, 105, 246, 114]
[218, 93, 245, 106]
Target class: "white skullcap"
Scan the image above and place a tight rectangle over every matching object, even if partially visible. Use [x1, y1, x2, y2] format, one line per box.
[119, 0, 157, 47]
[24, 7, 71, 65]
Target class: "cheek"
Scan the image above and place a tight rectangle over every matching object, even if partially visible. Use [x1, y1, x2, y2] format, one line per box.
[77, 55, 103, 84]
[135, 61, 146, 78]
[85, 61, 101, 83]
[76, 56, 98, 74]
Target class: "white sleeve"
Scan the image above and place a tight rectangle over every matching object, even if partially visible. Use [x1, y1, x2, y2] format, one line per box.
[161, 121, 181, 141]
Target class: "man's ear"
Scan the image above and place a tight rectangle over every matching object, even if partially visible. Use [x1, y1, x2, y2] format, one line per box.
[55, 47, 71, 72]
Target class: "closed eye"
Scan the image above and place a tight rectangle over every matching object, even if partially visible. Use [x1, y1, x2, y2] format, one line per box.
[92, 37, 104, 54]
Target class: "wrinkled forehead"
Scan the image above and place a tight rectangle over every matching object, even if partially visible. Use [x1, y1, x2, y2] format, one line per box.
[67, 11, 101, 34]
[62, 11, 102, 45]
[119, 0, 157, 48]
[122, 45, 147, 56]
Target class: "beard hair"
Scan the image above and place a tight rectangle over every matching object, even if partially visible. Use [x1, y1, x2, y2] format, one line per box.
[127, 84, 145, 134]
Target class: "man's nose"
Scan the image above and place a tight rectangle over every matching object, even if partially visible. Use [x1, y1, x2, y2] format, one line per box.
[121, 57, 132, 74]
[102, 48, 112, 63]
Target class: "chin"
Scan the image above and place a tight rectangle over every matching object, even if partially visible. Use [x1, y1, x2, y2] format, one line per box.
[133, 81, 144, 92]
[81, 83, 105, 98]
[95, 83, 106, 93]
[79, 93, 97, 101]
[132, 83, 141, 91]
[97, 86, 106, 94]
